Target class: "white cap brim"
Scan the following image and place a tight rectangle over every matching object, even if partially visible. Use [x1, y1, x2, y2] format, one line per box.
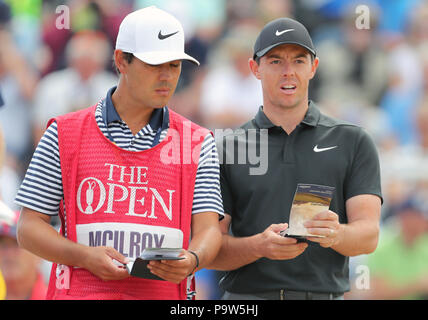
[134, 51, 200, 66]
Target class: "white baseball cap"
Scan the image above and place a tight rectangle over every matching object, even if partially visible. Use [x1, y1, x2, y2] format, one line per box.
[116, 6, 199, 66]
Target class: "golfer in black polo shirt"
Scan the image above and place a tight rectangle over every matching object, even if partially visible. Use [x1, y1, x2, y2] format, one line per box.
[209, 18, 382, 300]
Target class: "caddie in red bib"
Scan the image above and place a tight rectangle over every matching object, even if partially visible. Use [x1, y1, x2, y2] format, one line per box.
[46, 105, 207, 299]
[16, 6, 222, 300]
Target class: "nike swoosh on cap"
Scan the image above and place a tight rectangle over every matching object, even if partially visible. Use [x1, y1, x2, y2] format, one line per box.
[158, 30, 179, 40]
[275, 29, 294, 36]
[313, 145, 338, 152]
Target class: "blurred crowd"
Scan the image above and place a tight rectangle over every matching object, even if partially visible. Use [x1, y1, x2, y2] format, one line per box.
[1, 0, 428, 300]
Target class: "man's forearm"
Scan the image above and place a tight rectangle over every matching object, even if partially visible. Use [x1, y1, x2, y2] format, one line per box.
[331, 195, 381, 257]
[208, 222, 307, 271]
[208, 233, 262, 271]
[188, 225, 222, 271]
[188, 212, 223, 271]
[17, 208, 90, 268]
[332, 220, 379, 256]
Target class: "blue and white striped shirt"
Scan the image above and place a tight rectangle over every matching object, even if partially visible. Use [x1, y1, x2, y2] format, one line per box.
[15, 88, 224, 218]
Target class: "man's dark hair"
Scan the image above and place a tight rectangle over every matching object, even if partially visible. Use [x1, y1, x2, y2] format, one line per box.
[113, 52, 134, 75]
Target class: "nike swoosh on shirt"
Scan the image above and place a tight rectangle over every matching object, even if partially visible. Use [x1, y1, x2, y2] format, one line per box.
[275, 29, 294, 36]
[313, 145, 338, 152]
[158, 30, 179, 40]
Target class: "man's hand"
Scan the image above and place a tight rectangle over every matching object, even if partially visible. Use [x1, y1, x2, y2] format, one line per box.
[304, 210, 342, 248]
[81, 246, 130, 281]
[257, 223, 308, 260]
[147, 249, 198, 284]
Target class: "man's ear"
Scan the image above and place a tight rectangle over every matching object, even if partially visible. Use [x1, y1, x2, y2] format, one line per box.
[249, 58, 261, 80]
[309, 56, 319, 80]
[114, 49, 127, 74]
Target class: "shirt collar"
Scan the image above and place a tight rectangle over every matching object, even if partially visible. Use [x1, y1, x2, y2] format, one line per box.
[254, 100, 320, 128]
[301, 100, 320, 127]
[102, 86, 168, 132]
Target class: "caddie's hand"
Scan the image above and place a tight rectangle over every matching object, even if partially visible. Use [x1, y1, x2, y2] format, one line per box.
[304, 210, 342, 248]
[147, 249, 198, 284]
[258, 223, 308, 260]
[81, 246, 130, 281]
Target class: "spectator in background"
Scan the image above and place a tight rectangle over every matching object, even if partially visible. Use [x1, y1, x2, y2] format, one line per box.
[0, 211, 47, 300]
[200, 24, 263, 129]
[256, 0, 294, 25]
[376, 98, 428, 237]
[0, 29, 38, 162]
[408, 2, 428, 54]
[1, 87, 47, 300]
[377, 0, 425, 147]
[0, 3, 39, 209]
[0, 94, 15, 226]
[315, 4, 387, 107]
[3, 0, 42, 69]
[364, 197, 428, 299]
[39, 1, 72, 76]
[68, 0, 130, 40]
[0, 86, 21, 211]
[32, 30, 117, 144]
[225, 0, 259, 29]
[374, 0, 422, 36]
[414, 99, 428, 152]
[408, 3, 428, 105]
[136, 0, 225, 42]
[41, 0, 131, 75]
[379, 41, 423, 146]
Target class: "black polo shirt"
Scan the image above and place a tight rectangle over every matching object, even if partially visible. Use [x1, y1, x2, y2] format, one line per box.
[218, 101, 382, 294]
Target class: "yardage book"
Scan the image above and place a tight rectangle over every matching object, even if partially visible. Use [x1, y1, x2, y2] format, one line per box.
[126, 248, 184, 280]
[284, 183, 335, 238]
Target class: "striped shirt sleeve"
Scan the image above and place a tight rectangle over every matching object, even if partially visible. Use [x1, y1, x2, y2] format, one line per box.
[15, 122, 63, 215]
[192, 133, 224, 216]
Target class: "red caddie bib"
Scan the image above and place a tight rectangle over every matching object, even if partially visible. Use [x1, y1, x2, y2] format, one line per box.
[45, 105, 209, 300]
